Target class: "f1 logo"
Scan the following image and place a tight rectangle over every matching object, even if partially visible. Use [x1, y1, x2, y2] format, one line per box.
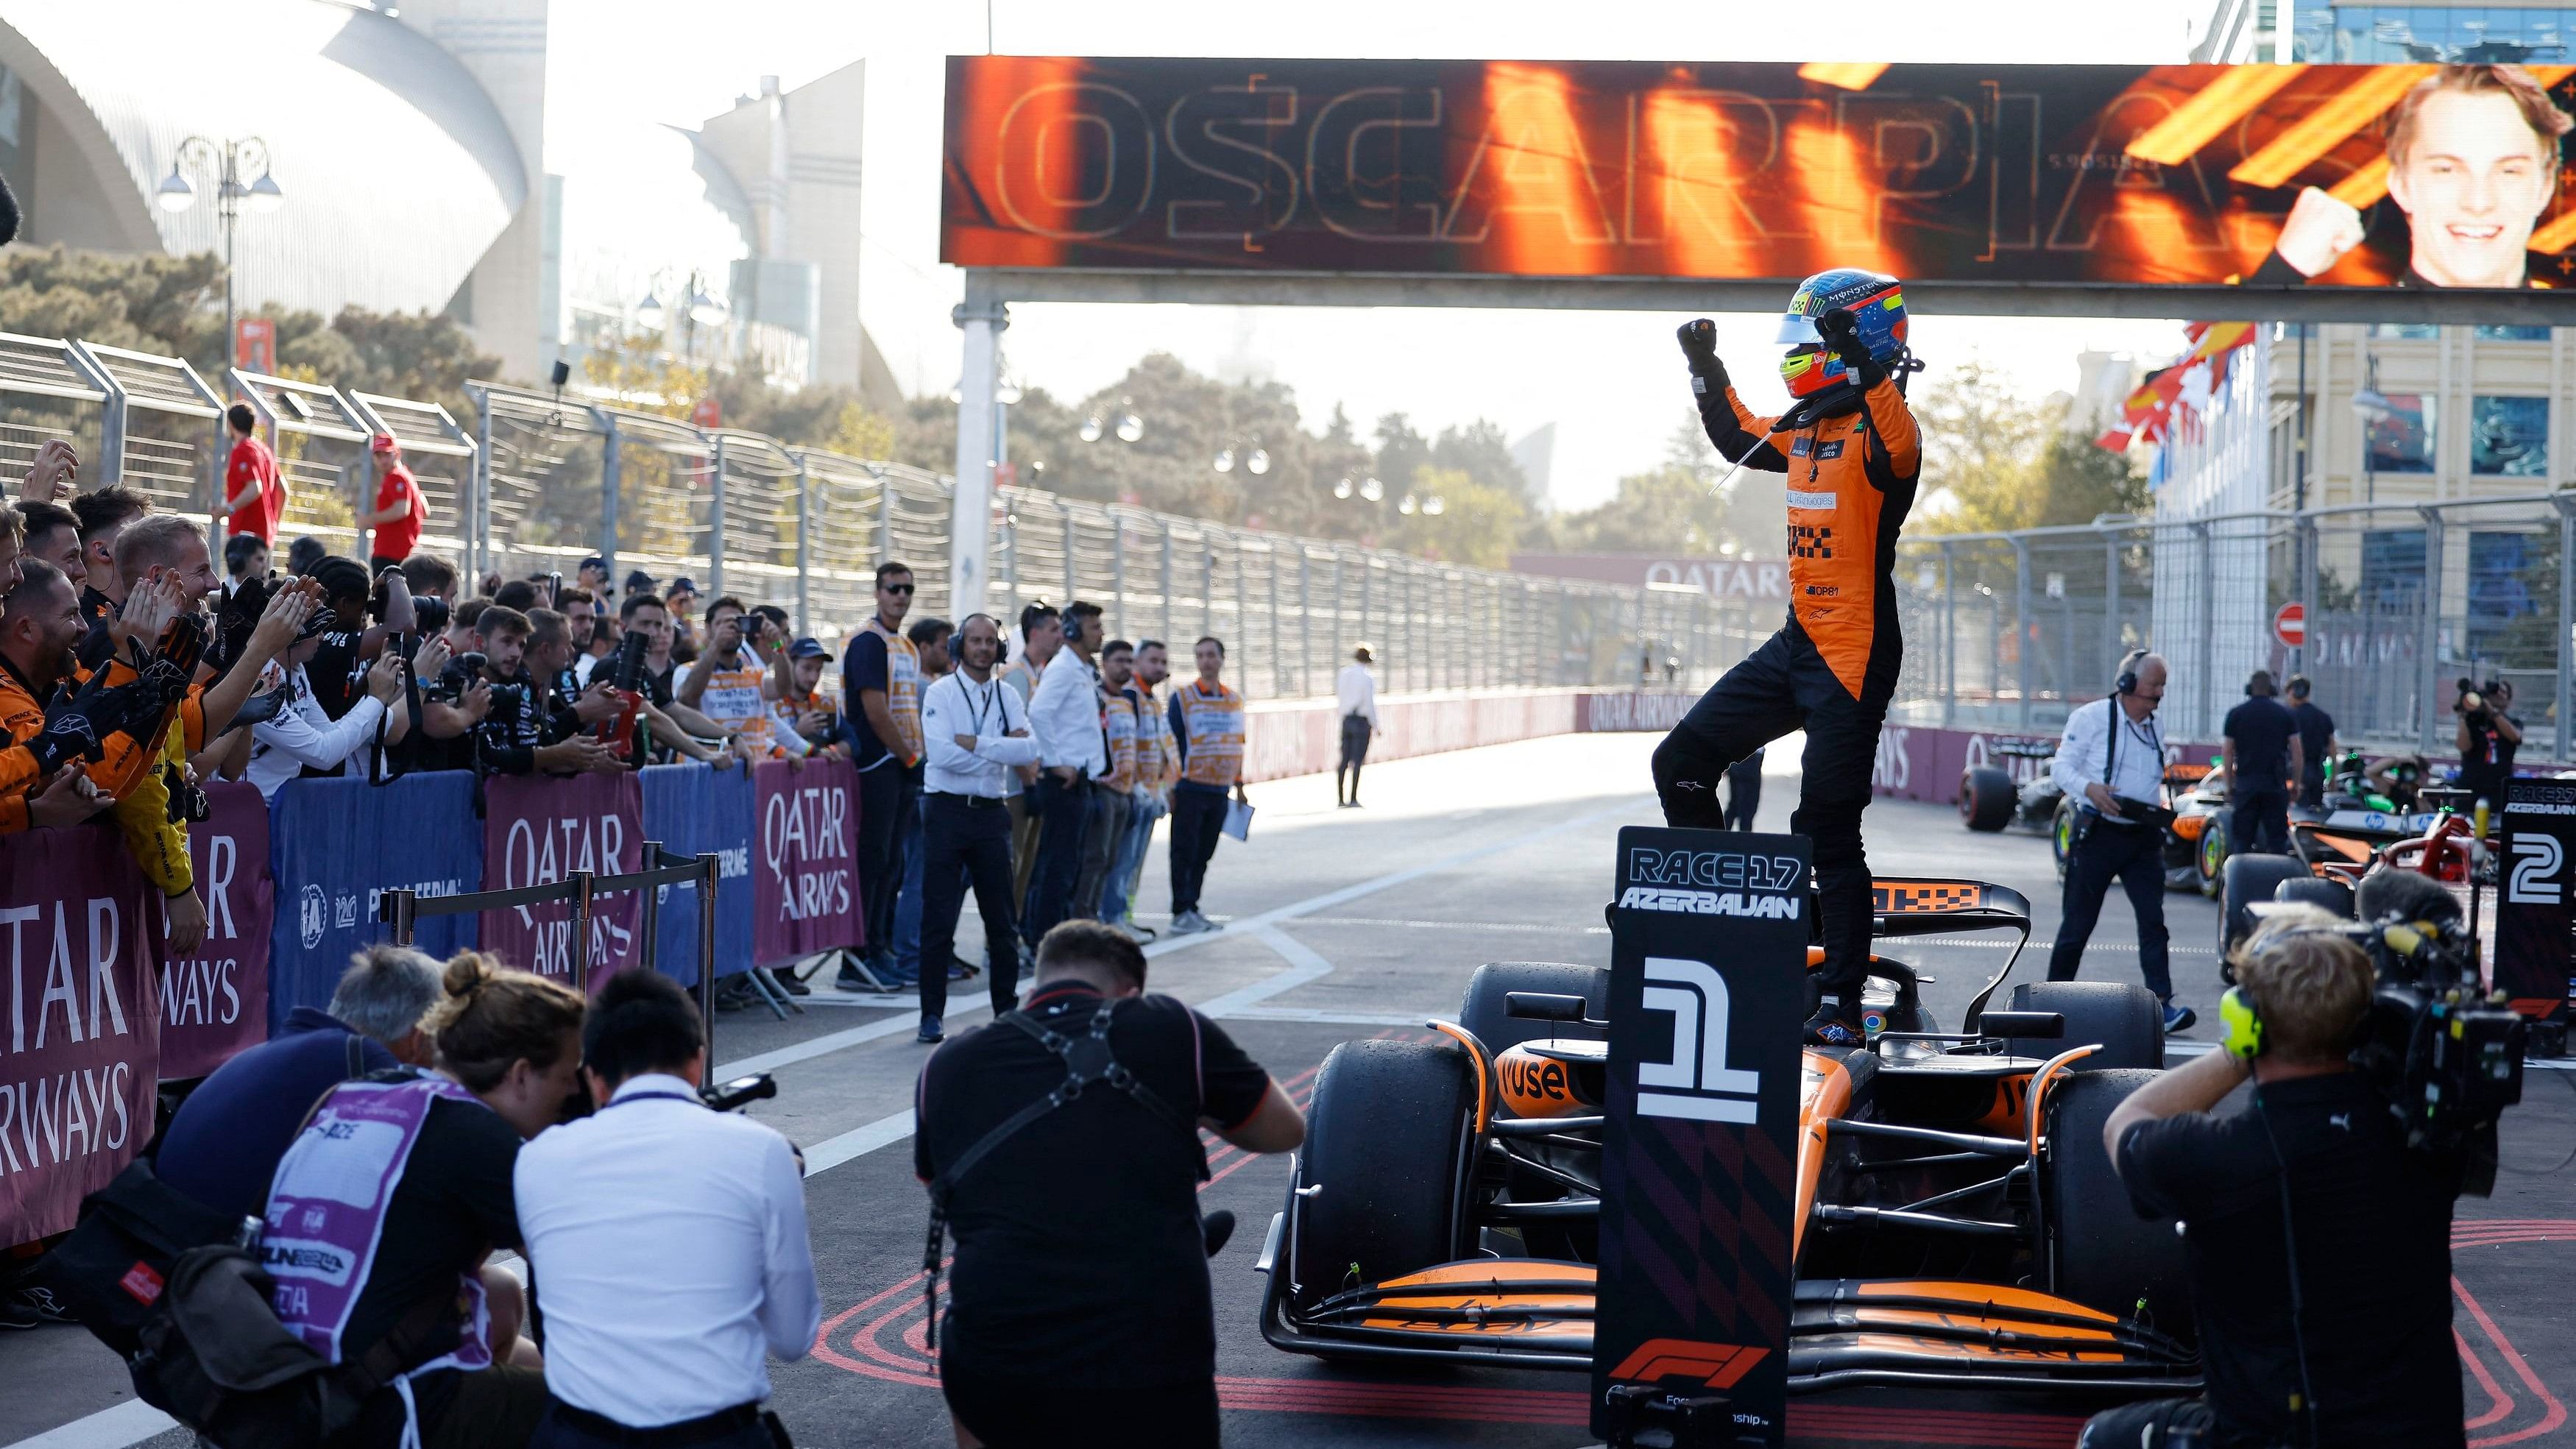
[1607, 1337, 1772, 1389]
[1637, 957, 1761, 1124]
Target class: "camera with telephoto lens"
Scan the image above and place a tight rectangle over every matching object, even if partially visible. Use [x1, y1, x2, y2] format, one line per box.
[2456, 676, 2497, 728]
[414, 596, 450, 637]
[608, 628, 650, 693]
[2347, 873, 2525, 1191]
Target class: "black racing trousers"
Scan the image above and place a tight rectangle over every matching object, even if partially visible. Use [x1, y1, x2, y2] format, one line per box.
[2047, 818, 2175, 1000]
[858, 762, 921, 964]
[1652, 618, 1894, 1007]
[919, 793, 1020, 1020]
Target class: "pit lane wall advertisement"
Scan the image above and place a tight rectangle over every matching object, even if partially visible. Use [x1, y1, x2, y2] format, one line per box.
[0, 824, 162, 1244]
[946, 57, 2576, 293]
[1596, 826, 1805, 1445]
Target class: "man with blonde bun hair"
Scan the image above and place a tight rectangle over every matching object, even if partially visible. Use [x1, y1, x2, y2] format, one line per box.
[2083, 905, 2465, 1449]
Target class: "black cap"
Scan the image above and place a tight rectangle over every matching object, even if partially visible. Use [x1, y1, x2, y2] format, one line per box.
[788, 637, 834, 662]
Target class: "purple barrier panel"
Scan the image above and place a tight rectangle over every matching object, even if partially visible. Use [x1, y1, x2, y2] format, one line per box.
[0, 824, 163, 1244]
[478, 771, 646, 991]
[752, 757, 862, 965]
[160, 782, 272, 1080]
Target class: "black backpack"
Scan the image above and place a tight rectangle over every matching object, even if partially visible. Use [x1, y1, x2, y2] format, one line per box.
[36, 1036, 461, 1448]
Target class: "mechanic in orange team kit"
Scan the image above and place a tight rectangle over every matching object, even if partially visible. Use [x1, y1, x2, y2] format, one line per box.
[1653, 269, 1922, 1047]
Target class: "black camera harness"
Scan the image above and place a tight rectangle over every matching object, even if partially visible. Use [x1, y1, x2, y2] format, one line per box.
[919, 1002, 1204, 1356]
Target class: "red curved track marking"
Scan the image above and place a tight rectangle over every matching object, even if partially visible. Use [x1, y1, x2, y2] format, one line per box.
[2457, 1275, 2570, 1448]
[2460, 1326, 2516, 1431]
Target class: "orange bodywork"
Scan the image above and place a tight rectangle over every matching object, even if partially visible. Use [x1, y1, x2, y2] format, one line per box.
[1495, 1041, 1598, 1119]
[1794, 1050, 1855, 1261]
[1356, 1261, 1597, 1345]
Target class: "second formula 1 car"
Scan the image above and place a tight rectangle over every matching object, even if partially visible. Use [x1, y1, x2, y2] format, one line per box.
[1256, 878, 2200, 1396]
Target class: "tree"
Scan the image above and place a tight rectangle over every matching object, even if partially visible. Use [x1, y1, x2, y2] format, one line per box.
[1914, 355, 2148, 535]
[1529, 412, 1774, 559]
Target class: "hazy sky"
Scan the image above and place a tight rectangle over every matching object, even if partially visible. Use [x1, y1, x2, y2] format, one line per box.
[545, 0, 2209, 509]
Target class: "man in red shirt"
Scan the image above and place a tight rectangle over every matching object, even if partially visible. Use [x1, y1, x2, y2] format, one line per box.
[361, 433, 425, 573]
[214, 403, 286, 545]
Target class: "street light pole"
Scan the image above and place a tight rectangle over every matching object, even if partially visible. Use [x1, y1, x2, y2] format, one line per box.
[159, 137, 281, 388]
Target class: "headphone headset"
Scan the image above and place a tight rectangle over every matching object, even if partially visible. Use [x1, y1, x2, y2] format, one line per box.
[2220, 984, 2265, 1060]
[962, 612, 1007, 665]
[2114, 648, 2148, 698]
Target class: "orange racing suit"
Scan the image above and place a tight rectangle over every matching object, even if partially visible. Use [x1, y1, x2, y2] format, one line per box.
[1652, 370, 1920, 1015]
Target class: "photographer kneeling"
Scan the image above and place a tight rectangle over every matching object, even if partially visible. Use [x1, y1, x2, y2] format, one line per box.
[515, 970, 820, 1449]
[2081, 905, 2465, 1449]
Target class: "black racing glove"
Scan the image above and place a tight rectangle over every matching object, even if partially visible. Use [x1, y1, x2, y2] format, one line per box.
[1674, 319, 1729, 392]
[27, 712, 102, 775]
[1816, 306, 1884, 386]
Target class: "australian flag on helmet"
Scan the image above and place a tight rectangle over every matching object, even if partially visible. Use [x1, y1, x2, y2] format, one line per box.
[1774, 269, 1908, 403]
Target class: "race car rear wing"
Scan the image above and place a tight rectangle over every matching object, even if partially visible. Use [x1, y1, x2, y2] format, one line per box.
[1868, 878, 2034, 1031]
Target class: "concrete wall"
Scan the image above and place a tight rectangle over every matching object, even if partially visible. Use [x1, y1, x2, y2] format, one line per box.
[1240, 687, 1583, 783]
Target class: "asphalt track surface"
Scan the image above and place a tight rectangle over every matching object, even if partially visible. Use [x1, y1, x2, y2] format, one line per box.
[8, 732, 2576, 1449]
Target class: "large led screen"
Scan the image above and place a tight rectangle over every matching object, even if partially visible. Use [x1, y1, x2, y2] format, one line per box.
[943, 57, 2576, 291]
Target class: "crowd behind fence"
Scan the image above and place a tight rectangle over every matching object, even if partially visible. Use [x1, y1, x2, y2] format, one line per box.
[17, 329, 2547, 744]
[0, 326, 1744, 700]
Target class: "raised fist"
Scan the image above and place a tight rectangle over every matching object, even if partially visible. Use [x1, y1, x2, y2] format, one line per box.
[1674, 319, 1727, 389]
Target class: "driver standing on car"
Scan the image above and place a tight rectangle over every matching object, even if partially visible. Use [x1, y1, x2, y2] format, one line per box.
[2079, 907, 2466, 1449]
[1655, 269, 1922, 1046]
[2046, 652, 2195, 1034]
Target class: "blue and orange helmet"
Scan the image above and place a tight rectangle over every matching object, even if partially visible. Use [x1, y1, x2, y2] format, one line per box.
[1775, 269, 1908, 399]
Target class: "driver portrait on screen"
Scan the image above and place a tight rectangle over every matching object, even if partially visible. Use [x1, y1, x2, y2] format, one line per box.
[2257, 63, 2574, 288]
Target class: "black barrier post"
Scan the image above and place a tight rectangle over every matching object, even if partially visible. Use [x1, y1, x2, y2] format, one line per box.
[567, 870, 595, 994]
[637, 840, 665, 978]
[696, 851, 721, 1059]
[1593, 825, 1805, 1448]
[379, 889, 418, 947]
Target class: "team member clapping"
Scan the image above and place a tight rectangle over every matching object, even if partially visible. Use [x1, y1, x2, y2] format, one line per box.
[514, 971, 820, 1449]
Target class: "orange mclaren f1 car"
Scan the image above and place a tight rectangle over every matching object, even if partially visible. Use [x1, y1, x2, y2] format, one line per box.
[1255, 877, 2202, 1395]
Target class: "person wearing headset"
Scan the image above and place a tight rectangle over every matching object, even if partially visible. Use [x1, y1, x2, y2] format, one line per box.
[2082, 905, 2466, 1449]
[2045, 651, 2196, 1033]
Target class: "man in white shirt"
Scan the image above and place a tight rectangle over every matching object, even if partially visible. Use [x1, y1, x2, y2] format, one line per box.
[1000, 603, 1061, 918]
[1023, 600, 1106, 949]
[515, 969, 819, 1449]
[916, 614, 1041, 1043]
[1334, 644, 1379, 809]
[2045, 651, 2194, 1034]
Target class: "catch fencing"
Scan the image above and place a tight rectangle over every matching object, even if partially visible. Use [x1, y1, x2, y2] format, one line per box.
[1895, 495, 2575, 760]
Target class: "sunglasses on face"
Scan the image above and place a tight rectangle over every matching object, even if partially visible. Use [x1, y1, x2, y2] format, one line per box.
[882, 582, 915, 595]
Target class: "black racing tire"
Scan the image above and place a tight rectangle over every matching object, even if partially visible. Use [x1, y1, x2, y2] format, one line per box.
[2219, 853, 2311, 959]
[2273, 876, 2354, 921]
[2008, 980, 2164, 1070]
[2195, 812, 2229, 898]
[1960, 766, 2016, 832]
[2044, 1069, 2193, 1338]
[2050, 798, 2078, 885]
[1289, 1039, 1475, 1310]
[1459, 962, 1609, 1059]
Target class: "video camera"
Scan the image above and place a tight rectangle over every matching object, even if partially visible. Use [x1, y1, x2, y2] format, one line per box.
[2348, 872, 2525, 1186]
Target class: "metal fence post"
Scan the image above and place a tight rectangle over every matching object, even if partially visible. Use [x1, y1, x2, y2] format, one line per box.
[1940, 542, 1956, 729]
[794, 458, 812, 637]
[1159, 522, 1174, 645]
[600, 419, 623, 589]
[1299, 551, 1314, 696]
[877, 470, 895, 563]
[1063, 514, 1078, 604]
[2101, 529, 2121, 675]
[2296, 514, 2319, 680]
[2417, 505, 2446, 754]
[1111, 518, 1128, 639]
[710, 433, 729, 600]
[568, 870, 595, 995]
[2194, 521, 2218, 741]
[474, 399, 495, 585]
[2011, 536, 2032, 730]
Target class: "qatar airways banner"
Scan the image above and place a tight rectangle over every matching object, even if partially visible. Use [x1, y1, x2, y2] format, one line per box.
[480, 771, 646, 989]
[160, 783, 272, 1080]
[751, 758, 862, 965]
[947, 57, 2576, 294]
[0, 826, 162, 1244]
